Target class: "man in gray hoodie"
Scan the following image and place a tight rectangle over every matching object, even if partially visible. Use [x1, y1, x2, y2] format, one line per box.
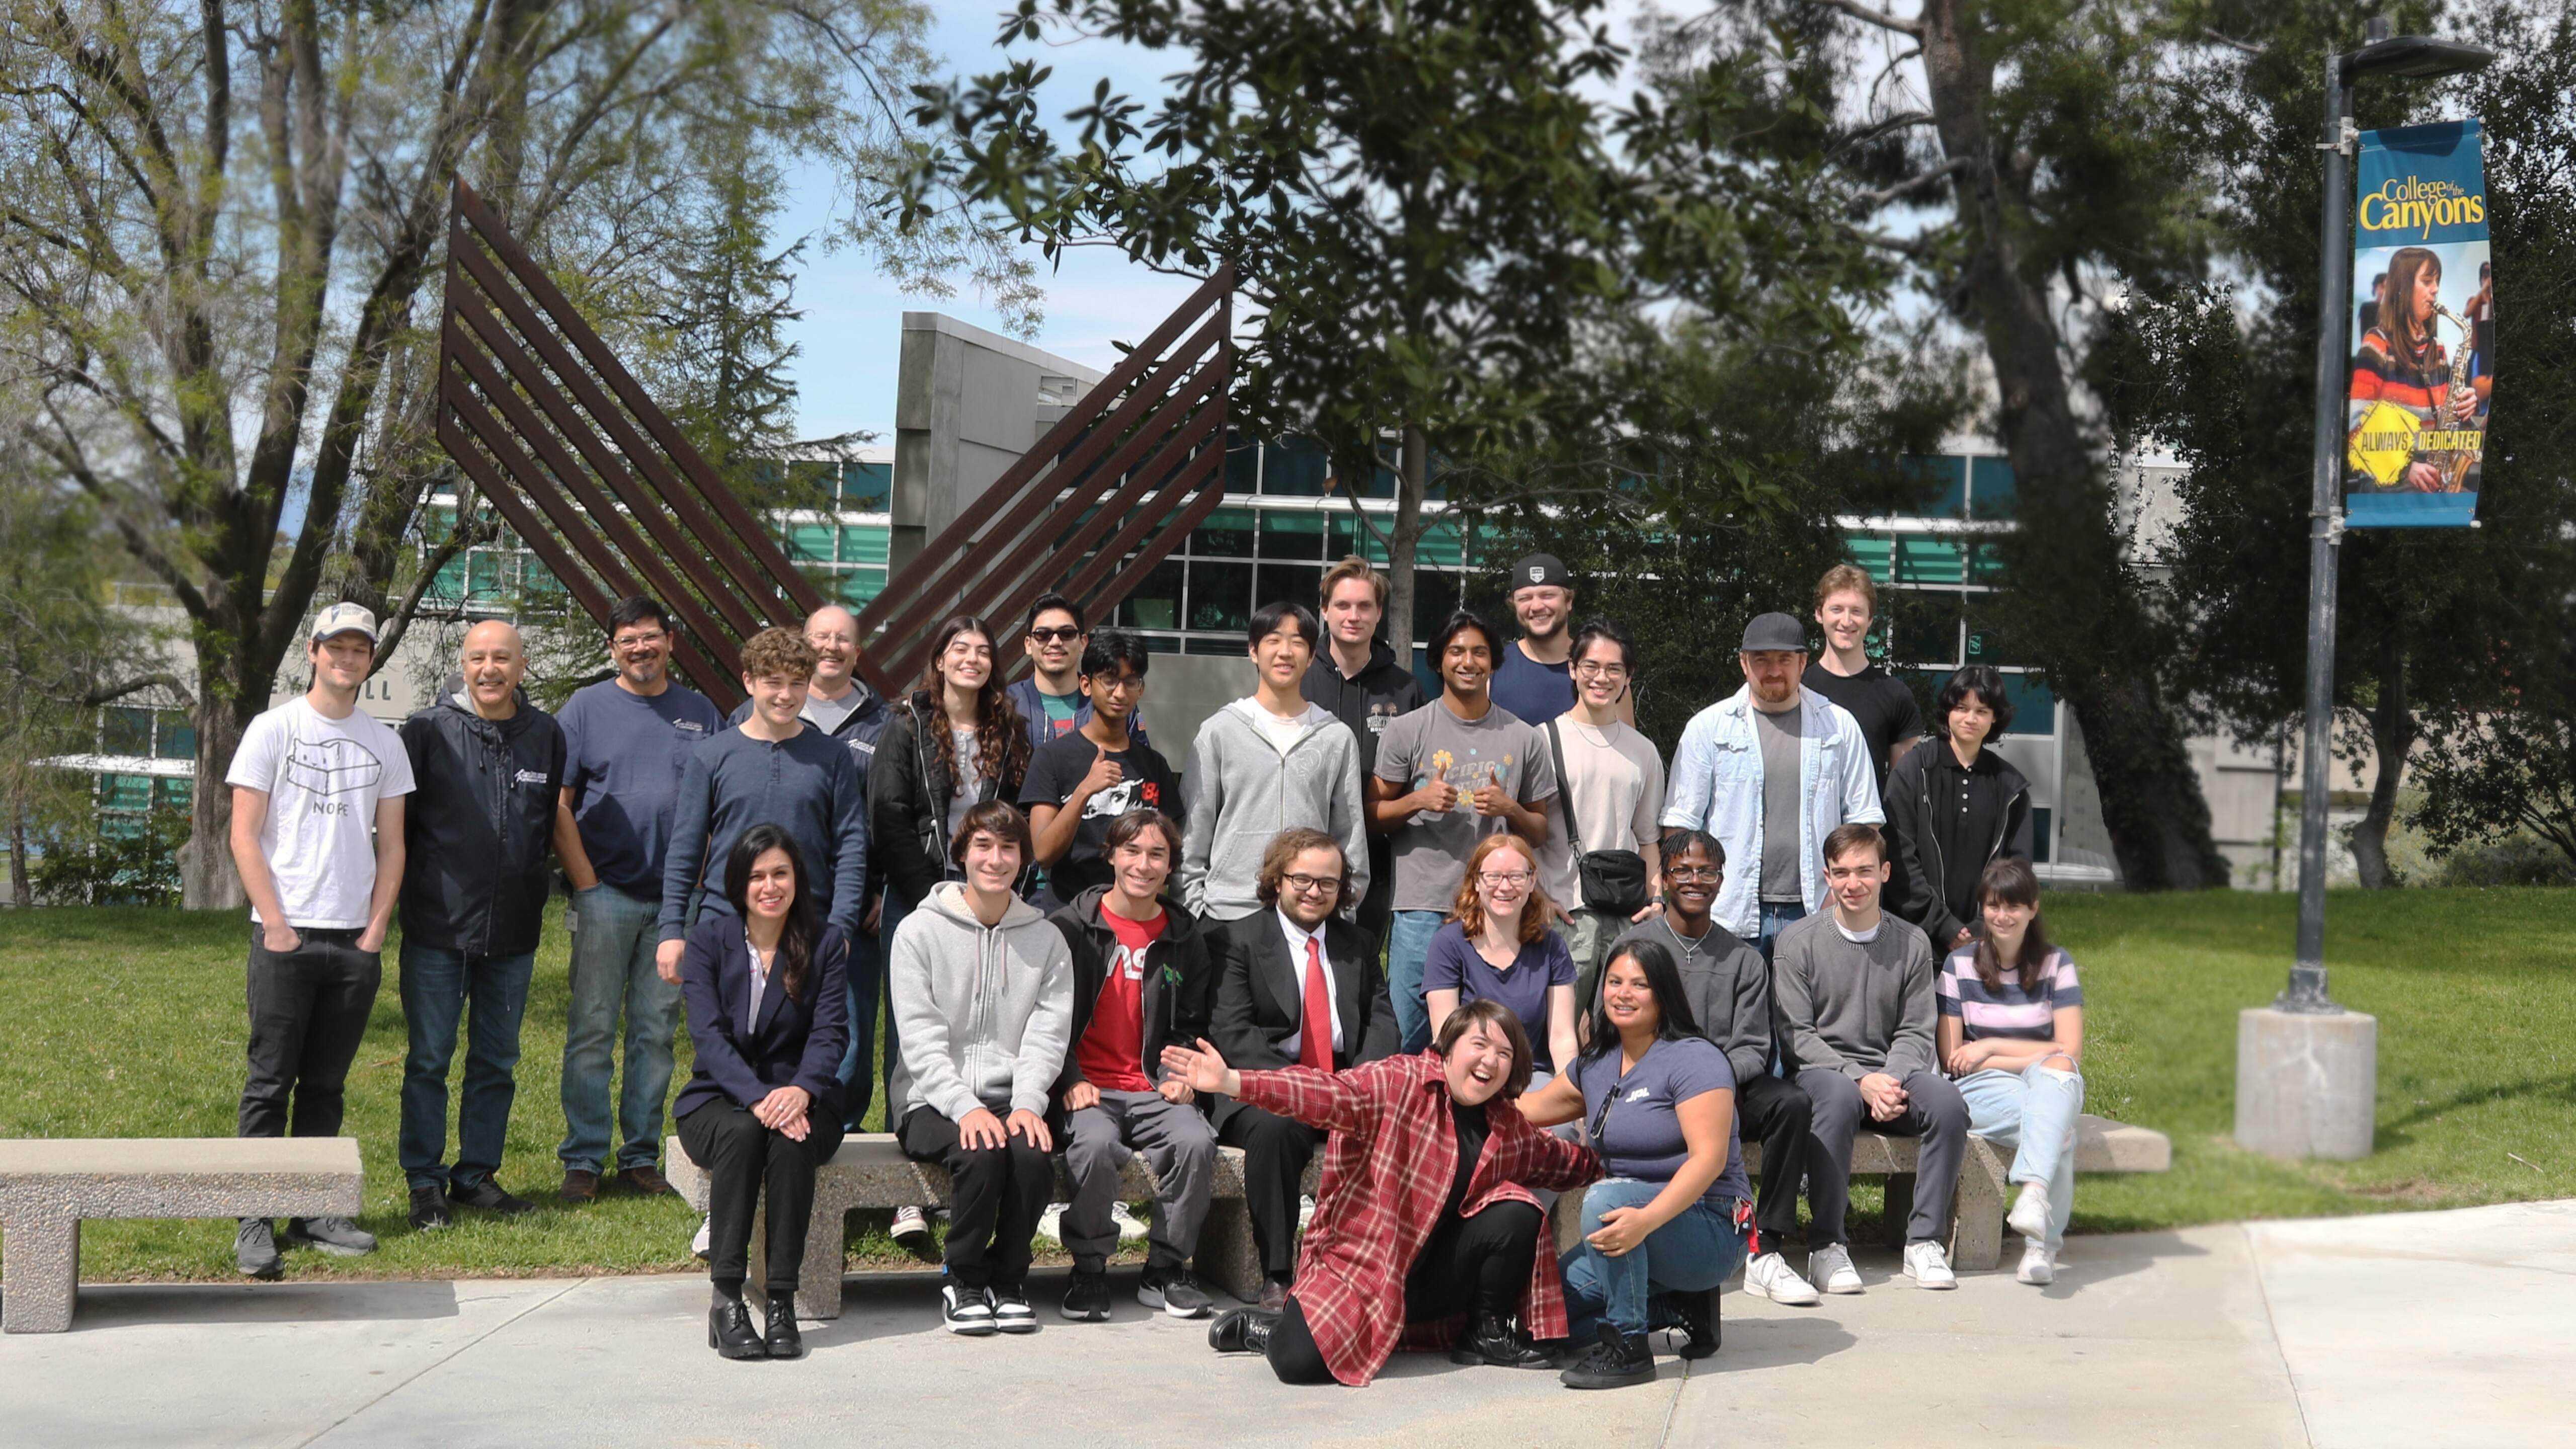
[887, 800, 1074, 1337]
[1179, 601, 1369, 922]
[1773, 822, 1968, 1296]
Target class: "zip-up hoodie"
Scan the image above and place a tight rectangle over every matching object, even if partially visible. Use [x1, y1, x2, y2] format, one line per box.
[1048, 885, 1212, 1100]
[1884, 738, 2032, 947]
[397, 684, 565, 955]
[886, 881, 1074, 1125]
[1178, 699, 1371, 921]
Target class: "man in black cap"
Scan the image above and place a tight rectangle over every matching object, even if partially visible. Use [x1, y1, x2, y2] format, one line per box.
[1491, 553, 1579, 725]
[1660, 611, 1884, 962]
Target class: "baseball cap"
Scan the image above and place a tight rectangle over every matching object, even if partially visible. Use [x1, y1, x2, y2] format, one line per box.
[1510, 554, 1570, 591]
[310, 602, 380, 645]
[1739, 612, 1808, 653]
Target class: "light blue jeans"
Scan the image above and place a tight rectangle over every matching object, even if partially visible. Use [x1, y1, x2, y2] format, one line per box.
[1387, 909, 1443, 1054]
[558, 884, 681, 1174]
[1559, 1178, 1750, 1340]
[1955, 1058, 2085, 1249]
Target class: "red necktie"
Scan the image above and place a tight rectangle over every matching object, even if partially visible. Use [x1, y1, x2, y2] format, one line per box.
[1298, 936, 1335, 1072]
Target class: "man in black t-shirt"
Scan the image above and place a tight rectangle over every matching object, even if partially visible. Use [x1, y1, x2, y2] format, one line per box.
[1022, 628, 1181, 905]
[1802, 564, 1923, 780]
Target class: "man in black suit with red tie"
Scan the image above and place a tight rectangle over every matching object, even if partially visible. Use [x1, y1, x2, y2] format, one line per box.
[1208, 828, 1399, 1312]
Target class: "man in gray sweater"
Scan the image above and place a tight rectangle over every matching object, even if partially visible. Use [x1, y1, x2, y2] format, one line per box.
[1179, 601, 1369, 922]
[1773, 822, 1968, 1294]
[887, 800, 1075, 1337]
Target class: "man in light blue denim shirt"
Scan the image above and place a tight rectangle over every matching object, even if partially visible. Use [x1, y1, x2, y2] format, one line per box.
[1660, 612, 1884, 958]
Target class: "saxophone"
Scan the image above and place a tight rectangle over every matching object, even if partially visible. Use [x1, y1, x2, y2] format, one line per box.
[2433, 303, 2481, 494]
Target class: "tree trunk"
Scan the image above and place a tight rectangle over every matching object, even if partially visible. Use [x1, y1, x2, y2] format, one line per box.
[1917, 0, 2226, 890]
[181, 692, 255, 911]
[1381, 424, 1432, 664]
[10, 818, 28, 908]
[2351, 637, 2412, 889]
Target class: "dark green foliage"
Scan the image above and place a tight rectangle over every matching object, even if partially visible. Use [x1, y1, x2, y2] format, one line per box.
[31, 806, 189, 907]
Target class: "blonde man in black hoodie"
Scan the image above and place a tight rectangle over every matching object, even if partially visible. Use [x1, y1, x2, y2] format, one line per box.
[1049, 809, 1218, 1323]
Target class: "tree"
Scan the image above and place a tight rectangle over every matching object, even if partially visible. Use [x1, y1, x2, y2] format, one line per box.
[0, 0, 1030, 906]
[1682, 0, 2232, 888]
[2097, 0, 2576, 886]
[905, 0, 1641, 654]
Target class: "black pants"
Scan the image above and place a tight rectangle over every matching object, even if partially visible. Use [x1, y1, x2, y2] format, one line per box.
[1218, 1104, 1324, 1281]
[1264, 1200, 1544, 1385]
[1737, 1071, 1814, 1245]
[678, 1101, 847, 1293]
[899, 1107, 1051, 1289]
[239, 928, 382, 1140]
[1358, 837, 1396, 961]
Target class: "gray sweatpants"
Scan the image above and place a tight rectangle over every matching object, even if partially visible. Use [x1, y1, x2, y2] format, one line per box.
[1062, 1089, 1217, 1273]
[1800, 1068, 1969, 1248]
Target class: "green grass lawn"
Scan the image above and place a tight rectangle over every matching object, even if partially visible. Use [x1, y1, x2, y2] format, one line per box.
[1, 888, 2568, 1281]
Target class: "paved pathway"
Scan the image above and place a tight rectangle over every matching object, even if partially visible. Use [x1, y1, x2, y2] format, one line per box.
[3, 1200, 2564, 1447]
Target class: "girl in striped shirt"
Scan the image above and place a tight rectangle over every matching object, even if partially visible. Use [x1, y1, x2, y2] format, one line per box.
[1936, 857, 2084, 1286]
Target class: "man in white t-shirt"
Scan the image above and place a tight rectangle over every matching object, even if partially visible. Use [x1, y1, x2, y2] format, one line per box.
[1536, 618, 1666, 1009]
[224, 602, 416, 1279]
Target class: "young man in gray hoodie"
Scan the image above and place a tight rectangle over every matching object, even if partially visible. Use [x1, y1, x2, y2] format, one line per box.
[1179, 601, 1369, 923]
[1773, 822, 1968, 1296]
[887, 800, 1074, 1337]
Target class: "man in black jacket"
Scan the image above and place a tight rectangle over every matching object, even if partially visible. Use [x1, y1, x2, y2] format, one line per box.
[1208, 828, 1399, 1312]
[1302, 557, 1425, 952]
[398, 621, 566, 1229]
[1884, 666, 2034, 953]
[1048, 809, 1217, 1323]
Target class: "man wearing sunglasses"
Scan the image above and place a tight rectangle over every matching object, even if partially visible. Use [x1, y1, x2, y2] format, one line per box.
[1208, 830, 1399, 1312]
[1006, 593, 1150, 753]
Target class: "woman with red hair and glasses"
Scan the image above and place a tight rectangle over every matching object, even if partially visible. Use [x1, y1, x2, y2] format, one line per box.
[1423, 833, 1579, 1084]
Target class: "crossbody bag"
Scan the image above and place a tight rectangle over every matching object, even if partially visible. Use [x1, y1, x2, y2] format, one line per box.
[1545, 717, 1650, 915]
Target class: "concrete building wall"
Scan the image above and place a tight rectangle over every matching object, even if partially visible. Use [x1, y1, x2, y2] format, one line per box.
[891, 313, 1102, 577]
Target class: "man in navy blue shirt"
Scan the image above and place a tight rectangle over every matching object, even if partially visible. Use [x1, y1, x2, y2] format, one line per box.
[552, 597, 723, 1203]
[1490, 554, 1577, 726]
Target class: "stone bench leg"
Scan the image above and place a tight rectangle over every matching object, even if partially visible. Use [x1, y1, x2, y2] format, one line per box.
[2, 1213, 78, 1334]
[1949, 1138, 2009, 1272]
[1878, 1173, 1916, 1251]
[1194, 1198, 1264, 1305]
[740, 1202, 853, 1322]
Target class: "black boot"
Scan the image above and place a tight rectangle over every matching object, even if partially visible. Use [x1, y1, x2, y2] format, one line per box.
[1451, 1310, 1554, 1369]
[764, 1291, 804, 1359]
[1559, 1323, 1655, 1390]
[1670, 1289, 1719, 1361]
[708, 1288, 768, 1360]
[1208, 1307, 1280, 1355]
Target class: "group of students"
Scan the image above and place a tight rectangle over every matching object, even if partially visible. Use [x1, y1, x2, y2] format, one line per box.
[215, 554, 2087, 1388]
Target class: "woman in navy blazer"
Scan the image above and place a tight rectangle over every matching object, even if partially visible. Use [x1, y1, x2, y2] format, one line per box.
[676, 824, 849, 1361]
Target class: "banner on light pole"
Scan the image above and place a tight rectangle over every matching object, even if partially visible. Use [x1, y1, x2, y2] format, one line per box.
[2344, 119, 2492, 529]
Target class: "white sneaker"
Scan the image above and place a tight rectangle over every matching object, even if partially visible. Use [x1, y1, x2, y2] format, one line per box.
[891, 1205, 931, 1245]
[2017, 1239, 2056, 1285]
[1902, 1240, 1957, 1290]
[691, 1214, 711, 1260]
[1109, 1201, 1151, 1242]
[1808, 1242, 1863, 1295]
[1297, 1194, 1316, 1230]
[1741, 1250, 1821, 1306]
[2007, 1182, 2052, 1242]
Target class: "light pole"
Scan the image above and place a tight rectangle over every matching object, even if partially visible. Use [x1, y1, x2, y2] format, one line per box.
[2242, 17, 2493, 1159]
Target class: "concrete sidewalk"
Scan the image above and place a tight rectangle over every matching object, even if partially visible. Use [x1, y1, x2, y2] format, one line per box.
[1, 1202, 2560, 1448]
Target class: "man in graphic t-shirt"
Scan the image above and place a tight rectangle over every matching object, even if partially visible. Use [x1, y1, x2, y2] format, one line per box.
[1047, 810, 1216, 1323]
[1802, 565, 1923, 781]
[225, 602, 417, 1278]
[1021, 628, 1179, 907]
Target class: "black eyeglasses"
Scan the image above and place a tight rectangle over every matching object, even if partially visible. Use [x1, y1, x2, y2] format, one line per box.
[1027, 626, 1082, 645]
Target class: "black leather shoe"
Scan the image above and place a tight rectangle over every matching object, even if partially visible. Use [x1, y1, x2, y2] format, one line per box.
[708, 1292, 769, 1360]
[1451, 1310, 1554, 1368]
[764, 1292, 804, 1359]
[1207, 1307, 1279, 1355]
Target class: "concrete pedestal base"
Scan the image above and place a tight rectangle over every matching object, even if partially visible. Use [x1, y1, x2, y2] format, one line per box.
[2235, 1007, 2378, 1160]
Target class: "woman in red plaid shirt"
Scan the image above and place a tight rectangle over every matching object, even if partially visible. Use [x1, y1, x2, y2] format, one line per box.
[1163, 999, 1600, 1386]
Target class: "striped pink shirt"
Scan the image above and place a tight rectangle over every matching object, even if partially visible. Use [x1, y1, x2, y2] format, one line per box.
[1937, 946, 2081, 1043]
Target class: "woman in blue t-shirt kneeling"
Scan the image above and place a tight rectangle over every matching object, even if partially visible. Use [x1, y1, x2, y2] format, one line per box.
[1520, 940, 1752, 1391]
[1936, 857, 2085, 1286]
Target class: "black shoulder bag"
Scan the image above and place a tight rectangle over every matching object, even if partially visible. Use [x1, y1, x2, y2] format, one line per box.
[1545, 717, 1650, 915]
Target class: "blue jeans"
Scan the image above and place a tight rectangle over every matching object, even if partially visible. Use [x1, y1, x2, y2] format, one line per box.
[1753, 900, 1807, 962]
[558, 885, 681, 1174]
[838, 915, 883, 1132]
[398, 943, 535, 1192]
[1387, 909, 1443, 1054]
[1560, 1179, 1750, 1340]
[1955, 1059, 2085, 1248]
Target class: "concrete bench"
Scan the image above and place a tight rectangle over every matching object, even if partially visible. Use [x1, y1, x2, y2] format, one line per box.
[1551, 1113, 2170, 1271]
[0, 1138, 364, 1333]
[667, 1133, 1318, 1319]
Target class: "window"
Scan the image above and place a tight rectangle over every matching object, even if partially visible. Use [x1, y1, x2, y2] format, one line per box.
[1120, 558, 1183, 630]
[840, 461, 893, 509]
[1192, 509, 1255, 560]
[1262, 437, 1331, 496]
[1186, 560, 1252, 633]
[103, 708, 153, 756]
[1970, 457, 2018, 521]
[155, 711, 196, 760]
[1256, 510, 1324, 560]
